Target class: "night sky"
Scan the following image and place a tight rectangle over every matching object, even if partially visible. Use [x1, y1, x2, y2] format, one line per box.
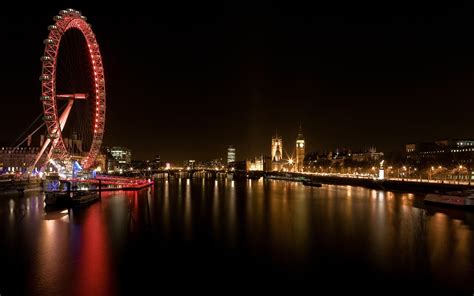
[1, 1, 474, 163]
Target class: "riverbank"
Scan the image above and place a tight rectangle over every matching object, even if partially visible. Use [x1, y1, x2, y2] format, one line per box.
[308, 175, 474, 194]
[264, 173, 474, 194]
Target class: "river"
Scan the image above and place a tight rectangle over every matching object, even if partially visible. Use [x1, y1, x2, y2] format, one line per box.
[1, 177, 473, 295]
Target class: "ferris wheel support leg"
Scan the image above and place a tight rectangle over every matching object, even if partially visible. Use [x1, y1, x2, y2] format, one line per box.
[29, 138, 51, 173]
[30, 100, 75, 173]
[58, 99, 74, 131]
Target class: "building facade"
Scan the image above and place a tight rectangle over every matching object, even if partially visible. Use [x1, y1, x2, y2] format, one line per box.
[0, 146, 46, 174]
[405, 139, 474, 166]
[271, 133, 283, 171]
[351, 147, 384, 162]
[105, 146, 131, 172]
[295, 126, 305, 172]
[227, 145, 236, 164]
[248, 156, 264, 171]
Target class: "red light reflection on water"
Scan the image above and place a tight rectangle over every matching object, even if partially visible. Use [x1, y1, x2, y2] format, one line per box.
[73, 202, 115, 296]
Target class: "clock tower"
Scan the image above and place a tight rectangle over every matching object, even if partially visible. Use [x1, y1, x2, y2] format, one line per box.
[295, 126, 305, 172]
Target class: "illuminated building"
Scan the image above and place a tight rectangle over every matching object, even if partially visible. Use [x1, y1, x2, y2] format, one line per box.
[108, 147, 131, 165]
[94, 153, 107, 172]
[271, 133, 283, 171]
[406, 139, 474, 156]
[227, 145, 236, 164]
[351, 147, 383, 162]
[105, 146, 131, 172]
[249, 156, 264, 171]
[0, 146, 45, 174]
[153, 155, 161, 169]
[405, 139, 474, 166]
[295, 126, 305, 172]
[63, 131, 83, 154]
[0, 136, 49, 174]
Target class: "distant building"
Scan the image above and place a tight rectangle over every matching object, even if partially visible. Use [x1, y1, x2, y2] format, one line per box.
[105, 146, 131, 172]
[0, 146, 45, 174]
[406, 139, 474, 155]
[184, 160, 196, 170]
[0, 135, 48, 174]
[405, 139, 474, 165]
[271, 132, 283, 171]
[295, 126, 305, 172]
[271, 133, 283, 162]
[63, 131, 84, 155]
[208, 158, 224, 169]
[109, 147, 131, 164]
[227, 145, 236, 164]
[351, 147, 384, 162]
[94, 153, 107, 172]
[153, 155, 161, 169]
[263, 156, 273, 172]
[248, 156, 264, 171]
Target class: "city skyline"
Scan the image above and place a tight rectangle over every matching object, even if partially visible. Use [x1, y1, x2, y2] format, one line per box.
[2, 5, 474, 295]
[1, 2, 474, 163]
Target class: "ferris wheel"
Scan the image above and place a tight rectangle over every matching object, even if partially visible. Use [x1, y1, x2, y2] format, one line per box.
[32, 8, 106, 173]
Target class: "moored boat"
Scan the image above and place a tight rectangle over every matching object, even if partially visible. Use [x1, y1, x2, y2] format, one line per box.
[44, 191, 71, 207]
[44, 190, 100, 207]
[302, 180, 322, 187]
[424, 193, 474, 209]
[70, 191, 100, 206]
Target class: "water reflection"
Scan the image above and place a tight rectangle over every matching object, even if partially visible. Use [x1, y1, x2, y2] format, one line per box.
[0, 178, 473, 294]
[71, 204, 115, 296]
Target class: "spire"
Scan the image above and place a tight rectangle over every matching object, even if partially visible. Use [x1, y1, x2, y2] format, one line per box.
[297, 125, 304, 140]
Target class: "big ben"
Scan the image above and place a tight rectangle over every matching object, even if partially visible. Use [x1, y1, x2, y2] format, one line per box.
[296, 126, 305, 172]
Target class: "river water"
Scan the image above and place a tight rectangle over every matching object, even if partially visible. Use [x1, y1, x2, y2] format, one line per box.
[1, 177, 473, 295]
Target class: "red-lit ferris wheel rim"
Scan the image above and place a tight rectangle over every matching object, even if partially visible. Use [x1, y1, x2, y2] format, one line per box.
[40, 8, 105, 170]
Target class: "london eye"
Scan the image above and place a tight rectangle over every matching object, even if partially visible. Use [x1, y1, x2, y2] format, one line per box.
[33, 8, 106, 174]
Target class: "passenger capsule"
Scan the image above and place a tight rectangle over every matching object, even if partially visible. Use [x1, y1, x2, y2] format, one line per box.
[59, 10, 68, 16]
[40, 56, 53, 62]
[47, 25, 57, 31]
[43, 39, 54, 45]
[81, 15, 87, 21]
[47, 134, 58, 139]
[53, 15, 62, 21]
[42, 115, 54, 121]
[40, 95, 52, 101]
[39, 75, 51, 81]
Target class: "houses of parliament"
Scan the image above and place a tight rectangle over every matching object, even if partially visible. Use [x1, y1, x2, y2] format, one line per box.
[271, 127, 305, 172]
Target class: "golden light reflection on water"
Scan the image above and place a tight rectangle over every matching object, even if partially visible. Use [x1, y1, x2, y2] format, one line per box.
[184, 178, 192, 241]
[226, 178, 237, 247]
[163, 177, 170, 237]
[1, 180, 474, 295]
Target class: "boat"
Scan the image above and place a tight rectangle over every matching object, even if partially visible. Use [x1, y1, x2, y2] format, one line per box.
[302, 180, 322, 187]
[44, 191, 71, 207]
[70, 191, 100, 206]
[424, 192, 474, 209]
[247, 173, 262, 180]
[44, 190, 100, 207]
